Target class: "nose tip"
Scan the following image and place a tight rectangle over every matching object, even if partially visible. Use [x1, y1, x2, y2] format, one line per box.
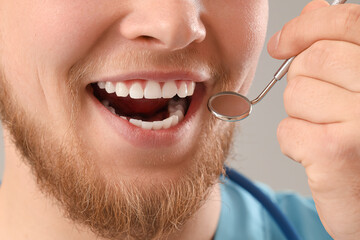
[149, 17, 206, 50]
[119, 1, 206, 50]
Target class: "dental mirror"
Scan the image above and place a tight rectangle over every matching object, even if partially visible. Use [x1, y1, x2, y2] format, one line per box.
[208, 91, 253, 122]
[208, 0, 347, 122]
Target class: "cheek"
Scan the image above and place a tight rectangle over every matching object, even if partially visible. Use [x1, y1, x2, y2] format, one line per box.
[1, 1, 113, 67]
[0, 0, 127, 120]
[204, 1, 268, 92]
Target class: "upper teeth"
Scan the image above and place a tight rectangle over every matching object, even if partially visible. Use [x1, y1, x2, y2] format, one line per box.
[98, 80, 195, 99]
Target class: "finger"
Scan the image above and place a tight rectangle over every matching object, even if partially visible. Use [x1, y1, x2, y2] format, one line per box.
[277, 117, 342, 167]
[288, 40, 360, 92]
[300, 0, 329, 15]
[277, 118, 360, 174]
[284, 75, 358, 123]
[277, 117, 327, 166]
[268, 4, 360, 59]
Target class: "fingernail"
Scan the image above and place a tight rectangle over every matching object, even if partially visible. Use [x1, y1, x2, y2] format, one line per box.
[269, 30, 282, 51]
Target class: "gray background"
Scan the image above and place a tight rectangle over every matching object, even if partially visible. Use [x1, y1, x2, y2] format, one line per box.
[0, 0, 355, 195]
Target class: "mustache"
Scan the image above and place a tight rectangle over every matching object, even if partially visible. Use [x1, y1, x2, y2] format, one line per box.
[68, 47, 228, 87]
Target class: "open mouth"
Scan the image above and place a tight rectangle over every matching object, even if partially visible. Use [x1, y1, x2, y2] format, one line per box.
[90, 80, 196, 130]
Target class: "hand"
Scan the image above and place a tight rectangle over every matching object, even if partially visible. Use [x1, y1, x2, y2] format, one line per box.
[268, 1, 360, 239]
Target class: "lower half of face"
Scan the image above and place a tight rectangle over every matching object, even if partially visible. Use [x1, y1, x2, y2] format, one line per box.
[0, 64, 235, 238]
[0, 41, 241, 239]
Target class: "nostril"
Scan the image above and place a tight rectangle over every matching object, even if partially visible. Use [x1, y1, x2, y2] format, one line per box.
[137, 35, 163, 45]
[141, 35, 154, 40]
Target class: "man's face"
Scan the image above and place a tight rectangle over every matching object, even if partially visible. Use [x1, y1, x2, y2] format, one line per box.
[0, 0, 268, 239]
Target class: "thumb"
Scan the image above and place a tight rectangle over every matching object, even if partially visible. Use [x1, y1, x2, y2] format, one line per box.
[268, 0, 330, 58]
[300, 0, 330, 15]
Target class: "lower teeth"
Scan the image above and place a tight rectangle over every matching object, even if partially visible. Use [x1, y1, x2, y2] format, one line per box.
[101, 99, 186, 130]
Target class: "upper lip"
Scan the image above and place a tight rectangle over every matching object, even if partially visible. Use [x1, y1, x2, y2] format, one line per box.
[91, 70, 212, 84]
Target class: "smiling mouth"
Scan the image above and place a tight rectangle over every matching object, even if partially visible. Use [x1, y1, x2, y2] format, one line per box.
[90, 80, 197, 130]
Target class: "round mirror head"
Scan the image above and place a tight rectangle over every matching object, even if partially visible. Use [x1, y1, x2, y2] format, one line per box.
[207, 92, 252, 122]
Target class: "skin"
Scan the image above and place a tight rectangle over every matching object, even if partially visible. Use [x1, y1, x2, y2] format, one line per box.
[268, 0, 360, 239]
[0, 0, 268, 240]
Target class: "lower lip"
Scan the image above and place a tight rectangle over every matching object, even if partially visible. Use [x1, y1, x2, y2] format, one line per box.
[88, 84, 206, 148]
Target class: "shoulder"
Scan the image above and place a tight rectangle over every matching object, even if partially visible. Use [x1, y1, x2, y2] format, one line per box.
[214, 177, 333, 240]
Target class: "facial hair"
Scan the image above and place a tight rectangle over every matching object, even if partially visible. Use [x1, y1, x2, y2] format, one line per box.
[0, 49, 235, 240]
